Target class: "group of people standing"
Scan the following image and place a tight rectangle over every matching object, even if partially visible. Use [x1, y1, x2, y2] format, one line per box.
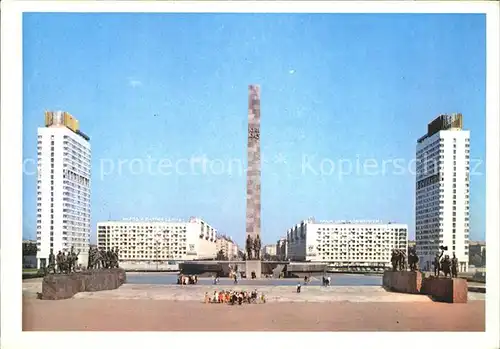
[177, 274, 198, 285]
[205, 289, 266, 305]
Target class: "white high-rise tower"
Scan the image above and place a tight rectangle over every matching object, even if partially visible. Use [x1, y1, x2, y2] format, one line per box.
[415, 114, 470, 272]
[36, 111, 91, 269]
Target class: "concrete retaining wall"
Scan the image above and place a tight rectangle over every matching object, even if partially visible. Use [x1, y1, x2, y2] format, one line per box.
[421, 276, 468, 303]
[382, 271, 423, 294]
[42, 268, 126, 300]
[383, 271, 468, 303]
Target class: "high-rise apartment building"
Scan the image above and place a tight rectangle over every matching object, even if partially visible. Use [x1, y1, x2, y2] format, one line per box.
[36, 111, 91, 269]
[415, 114, 470, 272]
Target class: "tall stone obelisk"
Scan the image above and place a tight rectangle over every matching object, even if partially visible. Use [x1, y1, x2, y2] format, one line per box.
[245, 85, 262, 278]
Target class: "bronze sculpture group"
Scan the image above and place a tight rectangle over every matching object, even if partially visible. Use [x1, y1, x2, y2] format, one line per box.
[390, 245, 459, 278]
[88, 246, 120, 269]
[47, 246, 80, 274]
[390, 249, 407, 271]
[432, 246, 459, 278]
[245, 235, 262, 260]
[46, 246, 120, 274]
[391, 247, 419, 272]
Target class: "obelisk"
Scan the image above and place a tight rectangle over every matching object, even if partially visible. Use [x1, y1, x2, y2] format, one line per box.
[245, 85, 262, 278]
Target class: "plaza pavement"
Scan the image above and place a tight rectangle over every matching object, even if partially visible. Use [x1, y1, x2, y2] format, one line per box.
[22, 278, 486, 302]
[22, 279, 486, 331]
[23, 298, 485, 331]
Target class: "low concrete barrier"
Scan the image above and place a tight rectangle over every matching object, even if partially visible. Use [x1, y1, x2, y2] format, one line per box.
[42, 268, 126, 300]
[383, 271, 468, 303]
[421, 276, 468, 303]
[382, 271, 423, 294]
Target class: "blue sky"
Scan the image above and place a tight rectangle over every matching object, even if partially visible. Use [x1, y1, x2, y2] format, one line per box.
[23, 13, 486, 246]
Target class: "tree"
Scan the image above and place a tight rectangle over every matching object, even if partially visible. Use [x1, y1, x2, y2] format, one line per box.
[481, 248, 486, 266]
[470, 254, 482, 267]
[22, 242, 37, 256]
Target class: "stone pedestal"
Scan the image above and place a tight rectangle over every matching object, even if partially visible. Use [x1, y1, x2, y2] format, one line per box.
[383, 270, 424, 294]
[245, 260, 262, 279]
[421, 276, 468, 303]
[42, 268, 126, 300]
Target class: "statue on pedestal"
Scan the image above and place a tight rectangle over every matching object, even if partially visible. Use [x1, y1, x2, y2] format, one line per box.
[391, 250, 398, 271]
[113, 247, 120, 268]
[56, 251, 63, 273]
[100, 248, 108, 268]
[68, 246, 79, 273]
[441, 255, 452, 278]
[390, 249, 406, 271]
[246, 235, 254, 260]
[47, 249, 56, 274]
[408, 247, 419, 271]
[88, 246, 95, 269]
[253, 235, 261, 260]
[432, 246, 447, 277]
[451, 253, 459, 278]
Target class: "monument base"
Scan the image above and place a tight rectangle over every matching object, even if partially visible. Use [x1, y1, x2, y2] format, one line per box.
[421, 276, 468, 303]
[42, 268, 126, 300]
[245, 260, 262, 279]
[383, 270, 423, 294]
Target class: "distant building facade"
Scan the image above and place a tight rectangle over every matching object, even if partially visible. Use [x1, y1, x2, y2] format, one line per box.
[261, 244, 277, 258]
[96, 218, 218, 264]
[468, 241, 485, 267]
[276, 237, 288, 261]
[286, 218, 408, 267]
[216, 235, 238, 260]
[468, 240, 485, 255]
[415, 114, 470, 272]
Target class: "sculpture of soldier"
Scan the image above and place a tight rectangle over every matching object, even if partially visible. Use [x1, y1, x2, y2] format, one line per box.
[59, 252, 68, 273]
[101, 248, 109, 268]
[398, 249, 407, 271]
[106, 248, 112, 268]
[87, 246, 94, 269]
[47, 249, 56, 274]
[92, 246, 102, 269]
[408, 247, 419, 272]
[56, 250, 63, 273]
[106, 249, 113, 268]
[441, 255, 452, 278]
[253, 235, 261, 260]
[67, 247, 73, 272]
[451, 253, 459, 278]
[432, 249, 444, 277]
[97, 247, 104, 269]
[108, 248, 116, 268]
[390, 250, 399, 271]
[113, 247, 120, 268]
[68, 246, 80, 273]
[245, 235, 254, 260]
[95, 247, 103, 269]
